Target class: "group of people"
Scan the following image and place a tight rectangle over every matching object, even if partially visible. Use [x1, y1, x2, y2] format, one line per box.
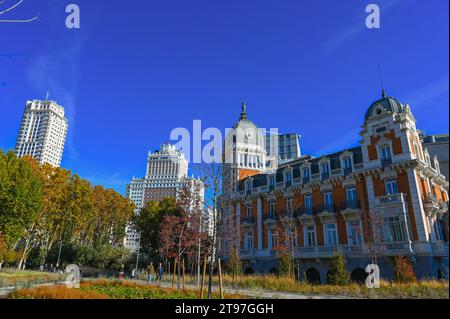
[146, 262, 163, 284]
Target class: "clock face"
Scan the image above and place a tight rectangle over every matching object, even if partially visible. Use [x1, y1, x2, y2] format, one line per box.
[245, 129, 254, 139]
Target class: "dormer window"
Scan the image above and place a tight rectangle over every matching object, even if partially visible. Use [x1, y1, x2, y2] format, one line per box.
[302, 167, 310, 182]
[320, 163, 330, 178]
[284, 170, 293, 186]
[343, 156, 352, 174]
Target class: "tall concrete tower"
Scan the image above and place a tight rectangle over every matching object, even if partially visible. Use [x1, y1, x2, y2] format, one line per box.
[15, 99, 68, 167]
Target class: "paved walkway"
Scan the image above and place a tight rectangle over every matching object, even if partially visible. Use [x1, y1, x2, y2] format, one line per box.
[137, 279, 356, 299]
[1, 278, 357, 299]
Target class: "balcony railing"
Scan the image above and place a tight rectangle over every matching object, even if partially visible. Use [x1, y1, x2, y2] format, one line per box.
[431, 241, 449, 257]
[380, 241, 413, 254]
[311, 173, 321, 181]
[331, 168, 343, 177]
[316, 204, 336, 213]
[240, 249, 254, 258]
[340, 200, 361, 210]
[353, 163, 364, 170]
[381, 158, 392, 168]
[296, 207, 314, 215]
[376, 193, 406, 206]
[241, 216, 254, 224]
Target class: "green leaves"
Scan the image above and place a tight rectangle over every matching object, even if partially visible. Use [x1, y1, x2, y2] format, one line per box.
[0, 150, 135, 268]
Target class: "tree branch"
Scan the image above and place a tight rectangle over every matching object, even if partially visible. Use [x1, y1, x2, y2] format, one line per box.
[0, 0, 39, 23]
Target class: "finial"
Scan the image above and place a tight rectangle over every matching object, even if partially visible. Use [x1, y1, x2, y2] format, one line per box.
[240, 100, 247, 120]
[378, 64, 387, 98]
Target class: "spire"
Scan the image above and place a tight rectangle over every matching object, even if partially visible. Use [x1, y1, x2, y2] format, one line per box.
[378, 64, 387, 98]
[239, 100, 247, 120]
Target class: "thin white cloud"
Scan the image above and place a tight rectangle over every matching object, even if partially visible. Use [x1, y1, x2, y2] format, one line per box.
[403, 77, 449, 109]
[323, 0, 401, 52]
[26, 35, 85, 163]
[313, 128, 361, 155]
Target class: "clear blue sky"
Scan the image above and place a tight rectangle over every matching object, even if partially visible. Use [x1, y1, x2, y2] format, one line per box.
[1, 0, 448, 194]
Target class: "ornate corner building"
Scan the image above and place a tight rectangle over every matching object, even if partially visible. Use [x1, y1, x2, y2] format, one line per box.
[219, 93, 449, 283]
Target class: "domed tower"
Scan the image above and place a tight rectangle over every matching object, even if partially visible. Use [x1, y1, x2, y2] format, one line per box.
[222, 101, 269, 198]
[360, 89, 431, 244]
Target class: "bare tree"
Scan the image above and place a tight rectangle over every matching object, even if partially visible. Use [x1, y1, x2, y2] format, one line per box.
[0, 0, 39, 23]
[192, 162, 223, 299]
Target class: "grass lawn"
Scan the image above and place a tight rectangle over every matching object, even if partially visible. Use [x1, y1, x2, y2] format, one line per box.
[168, 274, 449, 299]
[10, 279, 245, 299]
[0, 268, 65, 288]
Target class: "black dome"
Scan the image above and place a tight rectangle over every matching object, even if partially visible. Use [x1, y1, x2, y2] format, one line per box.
[365, 92, 405, 122]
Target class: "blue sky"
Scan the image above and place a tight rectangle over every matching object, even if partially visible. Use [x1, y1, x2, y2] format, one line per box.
[1, 0, 448, 194]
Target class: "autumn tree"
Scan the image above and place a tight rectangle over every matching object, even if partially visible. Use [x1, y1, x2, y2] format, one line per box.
[0, 151, 43, 269]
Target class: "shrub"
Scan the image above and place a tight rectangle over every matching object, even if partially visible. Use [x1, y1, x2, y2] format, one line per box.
[277, 252, 293, 278]
[225, 247, 242, 278]
[393, 256, 416, 283]
[327, 254, 350, 285]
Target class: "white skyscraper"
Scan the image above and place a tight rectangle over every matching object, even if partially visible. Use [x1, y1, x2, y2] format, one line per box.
[124, 143, 205, 251]
[15, 100, 68, 167]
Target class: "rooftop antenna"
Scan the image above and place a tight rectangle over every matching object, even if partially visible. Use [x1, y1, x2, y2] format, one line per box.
[45, 92, 50, 100]
[378, 64, 387, 98]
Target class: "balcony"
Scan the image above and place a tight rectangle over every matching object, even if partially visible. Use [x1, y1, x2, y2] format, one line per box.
[241, 215, 254, 227]
[340, 200, 361, 210]
[295, 245, 341, 258]
[431, 241, 449, 257]
[264, 213, 279, 226]
[381, 158, 392, 168]
[321, 172, 330, 180]
[280, 211, 296, 223]
[340, 200, 361, 221]
[369, 241, 413, 256]
[353, 163, 364, 171]
[317, 205, 337, 223]
[376, 193, 406, 206]
[422, 194, 441, 216]
[311, 173, 321, 182]
[296, 208, 316, 226]
[330, 168, 343, 177]
[240, 249, 255, 258]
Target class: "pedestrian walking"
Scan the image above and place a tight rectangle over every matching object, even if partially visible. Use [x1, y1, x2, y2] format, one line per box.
[147, 262, 155, 284]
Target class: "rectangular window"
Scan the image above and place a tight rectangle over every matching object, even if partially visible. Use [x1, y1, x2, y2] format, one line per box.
[305, 226, 316, 247]
[385, 179, 398, 195]
[246, 205, 252, 218]
[286, 198, 293, 214]
[269, 230, 278, 249]
[321, 163, 330, 175]
[325, 224, 338, 246]
[324, 191, 333, 210]
[269, 200, 276, 216]
[304, 194, 313, 211]
[346, 187, 357, 202]
[343, 157, 352, 170]
[245, 231, 254, 249]
[269, 175, 275, 188]
[302, 168, 310, 178]
[285, 171, 292, 184]
[347, 220, 362, 245]
[381, 146, 392, 160]
[383, 216, 406, 242]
